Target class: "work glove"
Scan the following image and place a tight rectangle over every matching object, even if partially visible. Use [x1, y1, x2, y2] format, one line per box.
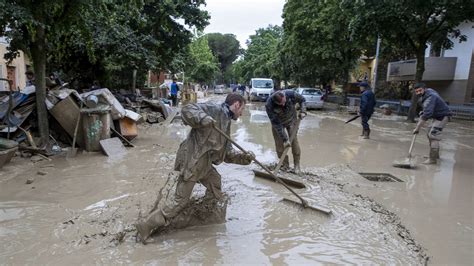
[283, 140, 291, 149]
[244, 151, 256, 162]
[201, 116, 215, 127]
[298, 112, 307, 119]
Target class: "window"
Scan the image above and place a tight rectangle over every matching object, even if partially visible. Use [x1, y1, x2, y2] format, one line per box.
[302, 89, 322, 95]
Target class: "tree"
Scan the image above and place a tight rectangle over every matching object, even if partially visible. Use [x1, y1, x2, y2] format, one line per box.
[0, 1, 87, 145]
[206, 33, 241, 83]
[48, 1, 210, 89]
[1, 1, 210, 145]
[237, 25, 283, 85]
[348, 0, 474, 121]
[280, 0, 373, 87]
[185, 35, 220, 84]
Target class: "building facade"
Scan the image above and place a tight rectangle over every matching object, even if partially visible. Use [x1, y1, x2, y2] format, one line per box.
[0, 36, 30, 91]
[387, 22, 474, 104]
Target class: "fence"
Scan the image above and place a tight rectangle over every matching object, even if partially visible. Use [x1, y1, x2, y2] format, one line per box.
[325, 95, 474, 120]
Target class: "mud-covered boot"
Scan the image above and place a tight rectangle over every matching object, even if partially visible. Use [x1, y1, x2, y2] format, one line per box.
[363, 129, 370, 139]
[293, 156, 302, 175]
[278, 156, 290, 172]
[422, 148, 438, 164]
[294, 163, 301, 175]
[136, 210, 166, 244]
[360, 129, 365, 136]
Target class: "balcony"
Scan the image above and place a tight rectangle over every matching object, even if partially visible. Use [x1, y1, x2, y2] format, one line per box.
[387, 57, 457, 81]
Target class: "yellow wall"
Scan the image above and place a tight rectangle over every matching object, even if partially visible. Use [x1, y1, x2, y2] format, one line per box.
[350, 58, 376, 83]
[0, 43, 29, 91]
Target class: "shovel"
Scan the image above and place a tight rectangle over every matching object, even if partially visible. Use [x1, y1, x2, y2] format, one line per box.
[254, 117, 304, 186]
[345, 115, 360, 124]
[274, 117, 301, 173]
[213, 124, 331, 214]
[393, 133, 417, 169]
[67, 102, 83, 158]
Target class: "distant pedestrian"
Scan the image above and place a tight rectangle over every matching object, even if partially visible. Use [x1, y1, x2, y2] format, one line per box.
[238, 84, 246, 96]
[412, 83, 451, 164]
[233, 84, 238, 93]
[170, 78, 180, 106]
[358, 82, 376, 139]
[25, 69, 35, 86]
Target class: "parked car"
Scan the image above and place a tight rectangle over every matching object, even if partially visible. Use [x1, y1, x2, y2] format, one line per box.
[214, 85, 226, 94]
[296, 87, 324, 109]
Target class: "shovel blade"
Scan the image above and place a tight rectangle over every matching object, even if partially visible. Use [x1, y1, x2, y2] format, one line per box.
[281, 197, 332, 215]
[392, 158, 416, 169]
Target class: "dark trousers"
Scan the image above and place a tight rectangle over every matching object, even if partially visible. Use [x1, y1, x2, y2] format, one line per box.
[170, 94, 178, 106]
[361, 113, 372, 130]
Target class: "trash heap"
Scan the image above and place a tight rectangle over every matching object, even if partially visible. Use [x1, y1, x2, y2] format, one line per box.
[0, 81, 175, 168]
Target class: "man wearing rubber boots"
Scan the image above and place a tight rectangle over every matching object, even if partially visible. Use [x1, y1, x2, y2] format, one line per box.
[412, 83, 451, 164]
[136, 94, 255, 244]
[358, 82, 376, 139]
[266, 89, 307, 174]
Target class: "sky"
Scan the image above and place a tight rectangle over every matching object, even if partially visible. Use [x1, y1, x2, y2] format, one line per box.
[203, 0, 286, 48]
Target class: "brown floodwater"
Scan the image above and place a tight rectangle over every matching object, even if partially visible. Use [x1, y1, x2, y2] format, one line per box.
[0, 97, 472, 264]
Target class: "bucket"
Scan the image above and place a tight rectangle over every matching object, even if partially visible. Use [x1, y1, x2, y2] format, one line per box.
[85, 95, 99, 108]
[81, 105, 111, 151]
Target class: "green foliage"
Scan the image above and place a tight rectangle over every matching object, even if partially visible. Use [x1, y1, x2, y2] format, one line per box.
[185, 35, 220, 84]
[1, 0, 210, 89]
[231, 25, 282, 85]
[280, 0, 372, 87]
[205, 33, 241, 82]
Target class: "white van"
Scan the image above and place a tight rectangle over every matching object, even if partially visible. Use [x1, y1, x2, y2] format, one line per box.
[249, 78, 274, 101]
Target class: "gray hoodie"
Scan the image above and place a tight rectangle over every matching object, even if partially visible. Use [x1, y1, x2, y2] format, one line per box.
[420, 88, 451, 120]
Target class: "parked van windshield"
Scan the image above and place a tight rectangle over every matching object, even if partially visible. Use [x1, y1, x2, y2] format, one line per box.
[252, 80, 273, 88]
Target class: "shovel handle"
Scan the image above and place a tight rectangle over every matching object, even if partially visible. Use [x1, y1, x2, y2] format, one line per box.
[274, 118, 301, 173]
[212, 124, 308, 206]
[407, 133, 417, 158]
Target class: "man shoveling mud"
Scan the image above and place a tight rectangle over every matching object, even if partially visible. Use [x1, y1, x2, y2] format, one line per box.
[412, 83, 451, 164]
[265, 90, 306, 174]
[136, 93, 255, 244]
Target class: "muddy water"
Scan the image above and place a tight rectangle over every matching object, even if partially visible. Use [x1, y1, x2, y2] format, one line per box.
[0, 98, 470, 264]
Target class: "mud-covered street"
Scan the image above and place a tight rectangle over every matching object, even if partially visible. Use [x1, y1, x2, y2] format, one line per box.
[1, 96, 473, 264]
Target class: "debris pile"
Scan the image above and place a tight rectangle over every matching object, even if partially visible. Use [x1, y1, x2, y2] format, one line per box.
[0, 79, 179, 167]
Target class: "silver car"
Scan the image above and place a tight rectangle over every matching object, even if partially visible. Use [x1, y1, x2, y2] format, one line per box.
[296, 88, 324, 109]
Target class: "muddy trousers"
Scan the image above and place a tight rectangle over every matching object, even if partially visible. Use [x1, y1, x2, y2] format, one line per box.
[271, 124, 301, 169]
[144, 166, 223, 232]
[426, 116, 449, 162]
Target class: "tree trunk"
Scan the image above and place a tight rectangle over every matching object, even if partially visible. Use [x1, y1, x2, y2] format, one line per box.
[132, 68, 137, 91]
[31, 25, 50, 146]
[406, 48, 426, 122]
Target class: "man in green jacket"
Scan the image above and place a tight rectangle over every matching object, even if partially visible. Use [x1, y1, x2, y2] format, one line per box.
[136, 93, 254, 243]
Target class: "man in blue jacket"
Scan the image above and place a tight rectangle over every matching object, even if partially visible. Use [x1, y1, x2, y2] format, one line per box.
[170, 78, 180, 106]
[266, 89, 306, 173]
[358, 82, 376, 139]
[412, 83, 451, 164]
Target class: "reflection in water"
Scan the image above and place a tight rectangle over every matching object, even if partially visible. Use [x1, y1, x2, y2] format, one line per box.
[432, 141, 456, 204]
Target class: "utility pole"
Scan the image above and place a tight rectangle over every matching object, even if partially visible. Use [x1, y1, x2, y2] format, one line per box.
[372, 36, 381, 93]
